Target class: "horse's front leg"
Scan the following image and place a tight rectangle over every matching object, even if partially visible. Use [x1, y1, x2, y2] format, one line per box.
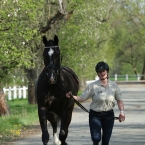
[38, 106, 49, 145]
[51, 118, 61, 145]
[59, 104, 74, 145]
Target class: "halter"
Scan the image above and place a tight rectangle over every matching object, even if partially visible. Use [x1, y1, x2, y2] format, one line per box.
[44, 46, 59, 49]
[46, 64, 60, 76]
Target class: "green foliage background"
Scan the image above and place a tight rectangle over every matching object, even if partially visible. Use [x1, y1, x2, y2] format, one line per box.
[58, 0, 117, 80]
[0, 0, 145, 85]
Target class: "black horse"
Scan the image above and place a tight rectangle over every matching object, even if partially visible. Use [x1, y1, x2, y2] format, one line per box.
[36, 35, 79, 145]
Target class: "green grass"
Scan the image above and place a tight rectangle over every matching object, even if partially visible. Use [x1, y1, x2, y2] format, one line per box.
[0, 99, 38, 144]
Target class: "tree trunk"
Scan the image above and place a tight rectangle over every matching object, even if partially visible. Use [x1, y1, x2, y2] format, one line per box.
[79, 79, 86, 91]
[140, 58, 145, 80]
[25, 69, 38, 104]
[131, 63, 138, 76]
[0, 84, 10, 116]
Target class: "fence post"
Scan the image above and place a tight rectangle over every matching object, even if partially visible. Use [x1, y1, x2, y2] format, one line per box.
[126, 74, 128, 81]
[22, 86, 27, 99]
[3, 88, 6, 94]
[18, 87, 22, 99]
[13, 86, 17, 99]
[137, 74, 140, 81]
[115, 74, 117, 81]
[8, 87, 12, 100]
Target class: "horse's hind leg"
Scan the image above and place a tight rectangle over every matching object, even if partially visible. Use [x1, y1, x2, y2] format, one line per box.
[59, 104, 74, 145]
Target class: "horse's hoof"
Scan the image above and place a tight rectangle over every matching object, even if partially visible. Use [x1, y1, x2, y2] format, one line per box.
[53, 133, 61, 145]
[54, 140, 61, 145]
[42, 132, 49, 145]
[61, 143, 68, 145]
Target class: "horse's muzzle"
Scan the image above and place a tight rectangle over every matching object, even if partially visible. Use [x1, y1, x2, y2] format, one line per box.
[50, 76, 56, 84]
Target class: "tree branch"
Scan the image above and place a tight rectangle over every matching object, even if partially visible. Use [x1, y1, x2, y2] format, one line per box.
[40, 10, 73, 33]
[96, 39, 107, 48]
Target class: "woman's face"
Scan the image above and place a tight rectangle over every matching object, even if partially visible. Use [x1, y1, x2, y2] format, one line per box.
[97, 70, 108, 80]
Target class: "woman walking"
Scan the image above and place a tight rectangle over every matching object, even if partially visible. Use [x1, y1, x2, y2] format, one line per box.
[66, 61, 125, 145]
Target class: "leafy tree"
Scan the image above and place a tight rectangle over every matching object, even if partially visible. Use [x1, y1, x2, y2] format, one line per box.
[58, 0, 118, 81]
[0, 0, 45, 106]
[110, 0, 145, 79]
[0, 0, 44, 82]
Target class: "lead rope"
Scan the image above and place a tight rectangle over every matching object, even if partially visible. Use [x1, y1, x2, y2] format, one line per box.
[56, 82, 89, 113]
[70, 94, 90, 113]
[56, 82, 119, 120]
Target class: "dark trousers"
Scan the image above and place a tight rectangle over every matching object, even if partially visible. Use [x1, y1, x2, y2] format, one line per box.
[89, 109, 114, 145]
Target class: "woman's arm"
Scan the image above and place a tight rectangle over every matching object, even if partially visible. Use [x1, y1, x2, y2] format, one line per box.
[66, 91, 85, 102]
[117, 100, 125, 122]
[117, 100, 124, 111]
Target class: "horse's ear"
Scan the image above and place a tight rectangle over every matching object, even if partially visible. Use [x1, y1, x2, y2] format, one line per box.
[43, 36, 47, 45]
[54, 35, 59, 45]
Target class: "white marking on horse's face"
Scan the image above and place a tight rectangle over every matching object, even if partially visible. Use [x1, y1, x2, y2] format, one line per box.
[48, 48, 54, 56]
[50, 73, 55, 84]
[53, 133, 61, 145]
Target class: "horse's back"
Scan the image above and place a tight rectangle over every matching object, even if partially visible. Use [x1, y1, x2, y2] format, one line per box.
[60, 66, 79, 92]
[61, 66, 79, 85]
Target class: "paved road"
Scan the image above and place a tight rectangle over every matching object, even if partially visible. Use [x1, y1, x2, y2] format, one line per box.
[12, 85, 145, 145]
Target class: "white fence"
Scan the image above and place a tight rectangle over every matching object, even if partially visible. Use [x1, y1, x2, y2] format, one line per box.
[112, 74, 142, 81]
[86, 74, 145, 86]
[3, 86, 28, 100]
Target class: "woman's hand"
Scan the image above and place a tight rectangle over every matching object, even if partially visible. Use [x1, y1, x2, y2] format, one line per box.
[117, 100, 125, 122]
[66, 91, 72, 98]
[119, 113, 125, 122]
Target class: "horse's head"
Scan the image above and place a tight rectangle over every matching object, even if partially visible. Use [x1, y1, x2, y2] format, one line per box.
[43, 35, 61, 84]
